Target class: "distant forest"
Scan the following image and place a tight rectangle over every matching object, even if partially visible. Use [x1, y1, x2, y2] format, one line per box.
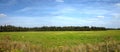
[0, 25, 120, 32]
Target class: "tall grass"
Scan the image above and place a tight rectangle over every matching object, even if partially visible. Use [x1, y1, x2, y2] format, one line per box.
[0, 35, 120, 52]
[0, 35, 42, 52]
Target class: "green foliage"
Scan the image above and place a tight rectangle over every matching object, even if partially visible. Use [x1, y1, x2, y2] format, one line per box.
[0, 25, 107, 32]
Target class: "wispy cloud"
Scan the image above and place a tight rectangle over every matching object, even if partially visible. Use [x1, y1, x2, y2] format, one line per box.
[79, 9, 110, 15]
[16, 6, 53, 13]
[115, 3, 120, 7]
[55, 0, 64, 2]
[111, 13, 120, 18]
[51, 5, 77, 15]
[16, 7, 33, 12]
[0, 13, 7, 18]
[16, 7, 43, 12]
[49, 15, 105, 26]
[96, 16, 105, 18]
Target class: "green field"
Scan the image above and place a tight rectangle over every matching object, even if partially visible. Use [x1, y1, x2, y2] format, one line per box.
[0, 30, 120, 47]
[0, 30, 120, 48]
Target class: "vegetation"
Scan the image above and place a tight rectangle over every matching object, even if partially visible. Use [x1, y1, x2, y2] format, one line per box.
[0, 25, 107, 32]
[0, 30, 120, 52]
[1, 37, 120, 52]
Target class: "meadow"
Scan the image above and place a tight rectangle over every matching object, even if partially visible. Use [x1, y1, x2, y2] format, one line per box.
[0, 30, 120, 52]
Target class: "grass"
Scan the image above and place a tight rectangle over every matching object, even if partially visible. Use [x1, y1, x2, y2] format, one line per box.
[0, 30, 120, 52]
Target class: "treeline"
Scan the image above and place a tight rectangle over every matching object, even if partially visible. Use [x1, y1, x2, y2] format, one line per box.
[0, 25, 109, 32]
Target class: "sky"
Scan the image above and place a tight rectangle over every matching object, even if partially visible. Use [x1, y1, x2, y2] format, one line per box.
[0, 0, 120, 28]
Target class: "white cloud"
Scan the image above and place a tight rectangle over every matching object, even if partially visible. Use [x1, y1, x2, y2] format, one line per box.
[60, 7, 76, 13]
[0, 15, 108, 27]
[115, 3, 120, 7]
[54, 16, 78, 21]
[55, 0, 64, 2]
[16, 6, 53, 13]
[51, 15, 103, 26]
[52, 5, 77, 15]
[79, 9, 110, 15]
[0, 13, 7, 18]
[111, 13, 120, 18]
[97, 16, 105, 18]
[16, 7, 34, 12]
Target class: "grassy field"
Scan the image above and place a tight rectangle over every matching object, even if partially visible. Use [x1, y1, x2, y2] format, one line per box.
[0, 30, 120, 52]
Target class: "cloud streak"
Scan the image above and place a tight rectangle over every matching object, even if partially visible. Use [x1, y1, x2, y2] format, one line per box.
[51, 5, 76, 15]
[115, 3, 120, 7]
[55, 0, 64, 2]
[0, 13, 7, 18]
[111, 13, 120, 18]
[97, 16, 105, 18]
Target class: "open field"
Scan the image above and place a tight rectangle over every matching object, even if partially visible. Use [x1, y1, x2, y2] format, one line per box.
[0, 30, 120, 52]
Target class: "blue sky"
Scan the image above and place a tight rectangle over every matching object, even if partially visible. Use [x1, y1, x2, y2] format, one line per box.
[0, 0, 120, 28]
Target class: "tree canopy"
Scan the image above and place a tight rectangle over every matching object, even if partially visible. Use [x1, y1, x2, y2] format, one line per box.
[0, 25, 109, 32]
